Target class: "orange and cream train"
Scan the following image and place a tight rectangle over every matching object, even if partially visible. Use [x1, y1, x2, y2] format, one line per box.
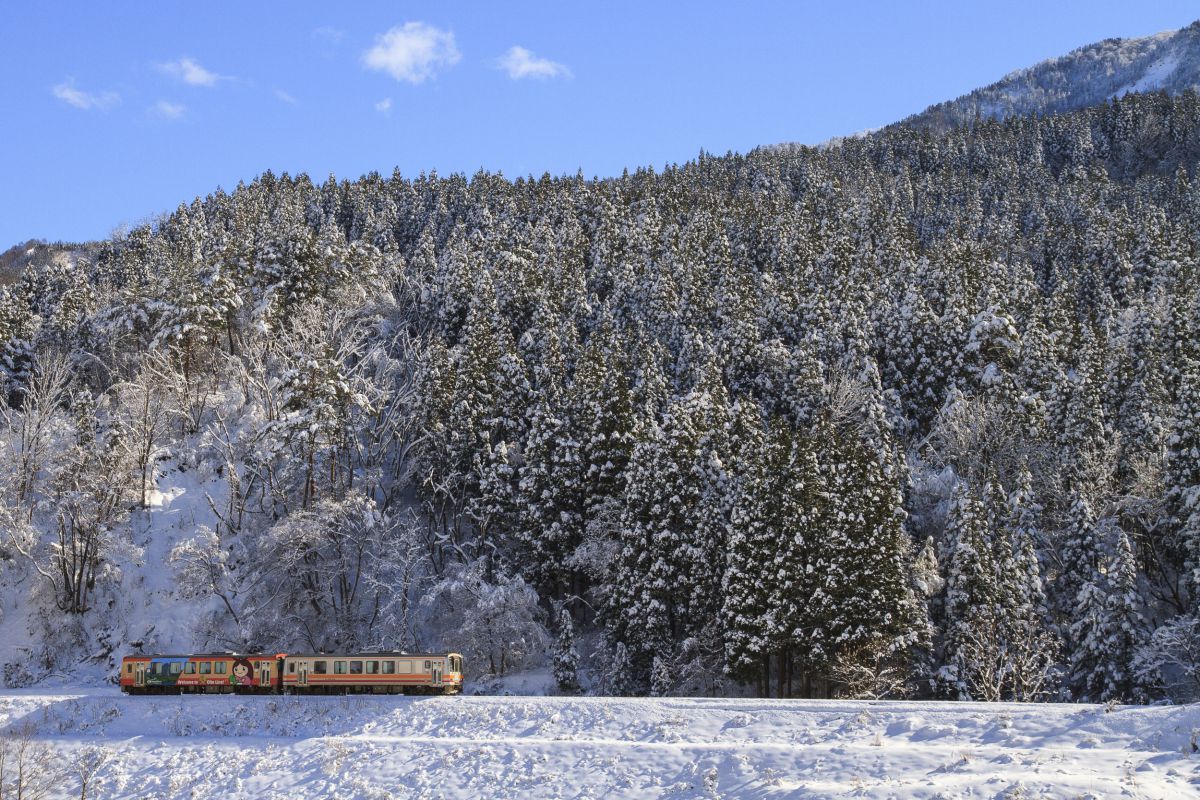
[119, 651, 464, 695]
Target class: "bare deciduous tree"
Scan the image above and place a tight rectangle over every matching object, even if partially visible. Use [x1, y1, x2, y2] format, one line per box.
[1134, 615, 1200, 702]
[71, 745, 111, 800]
[925, 390, 1053, 493]
[955, 620, 1061, 702]
[112, 356, 173, 508]
[6, 399, 129, 614]
[0, 722, 63, 800]
[1, 351, 72, 510]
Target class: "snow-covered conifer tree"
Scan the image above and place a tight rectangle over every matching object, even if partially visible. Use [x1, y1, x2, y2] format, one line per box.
[553, 608, 582, 695]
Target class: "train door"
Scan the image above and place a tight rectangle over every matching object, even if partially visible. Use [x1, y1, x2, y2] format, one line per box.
[134, 662, 146, 688]
[259, 661, 271, 688]
[297, 662, 308, 687]
[431, 661, 443, 688]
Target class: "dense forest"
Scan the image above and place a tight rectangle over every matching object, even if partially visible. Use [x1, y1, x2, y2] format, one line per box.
[2, 90, 1200, 702]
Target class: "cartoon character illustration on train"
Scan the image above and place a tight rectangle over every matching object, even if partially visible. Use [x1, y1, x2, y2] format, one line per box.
[119, 651, 464, 695]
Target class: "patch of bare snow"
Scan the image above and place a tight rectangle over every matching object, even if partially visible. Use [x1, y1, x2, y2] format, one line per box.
[1112, 49, 1182, 97]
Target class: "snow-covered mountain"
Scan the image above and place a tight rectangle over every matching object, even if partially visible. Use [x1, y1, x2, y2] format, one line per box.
[899, 19, 1200, 133]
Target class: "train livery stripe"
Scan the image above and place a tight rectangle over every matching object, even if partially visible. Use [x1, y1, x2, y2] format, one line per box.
[278, 681, 448, 686]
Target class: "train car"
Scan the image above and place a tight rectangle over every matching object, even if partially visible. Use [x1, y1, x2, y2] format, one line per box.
[120, 653, 284, 694]
[281, 651, 464, 695]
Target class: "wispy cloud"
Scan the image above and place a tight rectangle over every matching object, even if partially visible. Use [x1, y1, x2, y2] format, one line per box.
[363, 22, 460, 84]
[274, 89, 298, 105]
[52, 79, 120, 110]
[375, 97, 393, 114]
[152, 100, 186, 119]
[158, 57, 224, 87]
[313, 26, 346, 45]
[497, 46, 571, 80]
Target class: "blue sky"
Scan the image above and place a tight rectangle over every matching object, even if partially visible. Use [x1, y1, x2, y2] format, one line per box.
[1, 1, 1197, 247]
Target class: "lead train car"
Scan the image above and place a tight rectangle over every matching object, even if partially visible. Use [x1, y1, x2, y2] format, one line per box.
[282, 652, 464, 694]
[120, 651, 464, 695]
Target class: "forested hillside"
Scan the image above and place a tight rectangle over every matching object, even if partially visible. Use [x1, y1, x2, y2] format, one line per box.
[900, 19, 1200, 134]
[3, 90, 1200, 702]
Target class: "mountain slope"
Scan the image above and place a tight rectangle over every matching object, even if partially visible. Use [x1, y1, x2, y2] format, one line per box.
[899, 19, 1200, 134]
[0, 240, 86, 288]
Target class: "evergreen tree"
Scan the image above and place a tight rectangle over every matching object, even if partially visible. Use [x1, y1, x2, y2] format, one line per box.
[938, 483, 998, 699]
[606, 641, 635, 697]
[650, 655, 673, 697]
[1167, 359, 1200, 603]
[553, 608, 582, 695]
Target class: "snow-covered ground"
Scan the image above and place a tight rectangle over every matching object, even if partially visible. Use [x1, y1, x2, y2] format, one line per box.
[1, 689, 1197, 799]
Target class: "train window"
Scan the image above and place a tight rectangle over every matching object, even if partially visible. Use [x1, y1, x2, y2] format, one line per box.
[350, 661, 363, 675]
[199, 662, 212, 675]
[383, 661, 395, 674]
[170, 662, 182, 675]
[451, 656, 461, 672]
[424, 660, 431, 670]
[366, 661, 379, 674]
[186, 662, 196, 674]
[215, 662, 227, 675]
[288, 662, 296, 674]
[334, 661, 347, 674]
[313, 661, 328, 674]
[126, 664, 132, 674]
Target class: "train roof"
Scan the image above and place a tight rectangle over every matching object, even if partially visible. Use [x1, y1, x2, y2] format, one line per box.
[121, 653, 263, 659]
[283, 651, 461, 658]
[123, 651, 462, 660]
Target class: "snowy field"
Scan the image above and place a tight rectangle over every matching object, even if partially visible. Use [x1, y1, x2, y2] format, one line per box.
[1, 690, 1198, 799]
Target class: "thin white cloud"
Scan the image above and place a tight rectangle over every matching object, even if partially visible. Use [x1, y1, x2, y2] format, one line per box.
[375, 97, 393, 114]
[152, 100, 186, 119]
[158, 57, 223, 87]
[274, 89, 298, 105]
[363, 22, 460, 84]
[313, 26, 346, 44]
[497, 46, 571, 80]
[52, 79, 120, 110]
